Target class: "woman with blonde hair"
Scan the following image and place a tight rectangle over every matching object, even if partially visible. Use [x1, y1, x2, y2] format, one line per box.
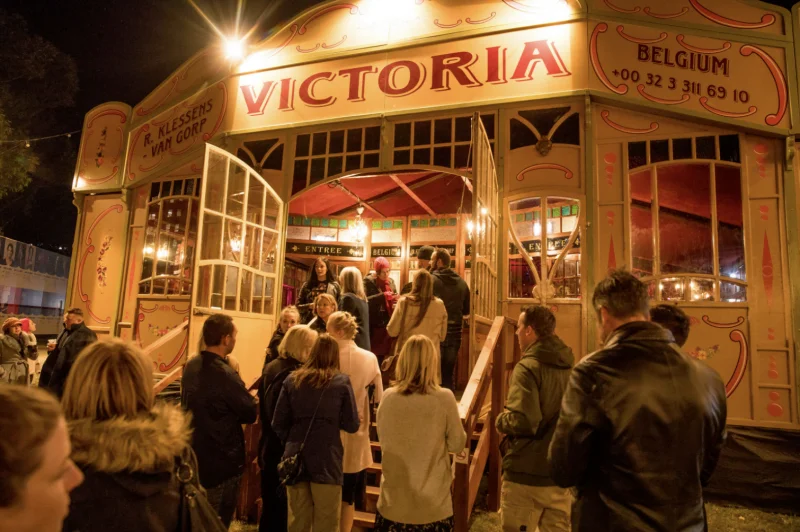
[60, 338, 198, 532]
[375, 335, 466, 531]
[308, 293, 338, 334]
[273, 334, 359, 532]
[258, 325, 318, 532]
[387, 268, 448, 355]
[338, 266, 371, 350]
[327, 311, 383, 532]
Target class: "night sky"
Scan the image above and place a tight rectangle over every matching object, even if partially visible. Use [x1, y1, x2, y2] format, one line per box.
[0, 0, 797, 250]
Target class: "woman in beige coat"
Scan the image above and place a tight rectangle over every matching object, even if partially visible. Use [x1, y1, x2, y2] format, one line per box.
[387, 269, 447, 353]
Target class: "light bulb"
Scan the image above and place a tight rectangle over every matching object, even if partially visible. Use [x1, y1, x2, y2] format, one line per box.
[224, 38, 245, 60]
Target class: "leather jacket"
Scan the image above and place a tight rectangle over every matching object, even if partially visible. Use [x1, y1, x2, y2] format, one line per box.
[548, 321, 727, 531]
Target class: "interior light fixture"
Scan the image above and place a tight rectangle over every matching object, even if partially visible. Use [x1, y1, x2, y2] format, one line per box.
[466, 219, 475, 239]
[533, 222, 542, 237]
[353, 205, 368, 244]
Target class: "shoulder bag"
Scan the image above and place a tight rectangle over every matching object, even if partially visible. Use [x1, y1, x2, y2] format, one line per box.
[277, 380, 331, 487]
[175, 447, 228, 532]
[380, 298, 410, 378]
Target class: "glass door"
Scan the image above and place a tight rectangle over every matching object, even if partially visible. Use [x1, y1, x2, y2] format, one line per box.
[190, 144, 286, 383]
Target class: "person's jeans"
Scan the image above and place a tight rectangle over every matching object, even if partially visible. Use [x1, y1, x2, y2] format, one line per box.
[440, 335, 461, 390]
[205, 474, 242, 529]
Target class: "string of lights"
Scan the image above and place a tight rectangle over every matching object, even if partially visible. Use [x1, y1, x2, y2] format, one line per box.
[0, 129, 80, 146]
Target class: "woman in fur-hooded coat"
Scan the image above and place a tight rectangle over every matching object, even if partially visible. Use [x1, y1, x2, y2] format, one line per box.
[62, 403, 192, 532]
[60, 338, 194, 532]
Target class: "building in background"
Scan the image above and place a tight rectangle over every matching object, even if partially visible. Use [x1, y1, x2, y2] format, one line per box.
[0, 236, 69, 336]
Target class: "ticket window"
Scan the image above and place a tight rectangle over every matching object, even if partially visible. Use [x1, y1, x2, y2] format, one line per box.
[508, 196, 581, 301]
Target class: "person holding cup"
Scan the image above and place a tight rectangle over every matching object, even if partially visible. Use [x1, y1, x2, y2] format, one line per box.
[38, 313, 69, 389]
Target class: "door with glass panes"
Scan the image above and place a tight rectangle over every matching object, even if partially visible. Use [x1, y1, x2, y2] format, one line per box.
[506, 193, 585, 358]
[190, 144, 286, 384]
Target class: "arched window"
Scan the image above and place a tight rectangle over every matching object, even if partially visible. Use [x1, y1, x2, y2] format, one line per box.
[139, 178, 200, 296]
[628, 135, 746, 302]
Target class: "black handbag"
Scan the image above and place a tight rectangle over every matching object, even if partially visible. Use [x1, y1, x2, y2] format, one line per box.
[175, 448, 228, 532]
[277, 382, 330, 487]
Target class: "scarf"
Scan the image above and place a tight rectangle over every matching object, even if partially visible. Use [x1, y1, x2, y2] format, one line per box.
[377, 277, 393, 314]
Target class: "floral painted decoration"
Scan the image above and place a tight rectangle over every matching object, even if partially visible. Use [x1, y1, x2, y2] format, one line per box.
[688, 344, 720, 361]
[96, 236, 113, 287]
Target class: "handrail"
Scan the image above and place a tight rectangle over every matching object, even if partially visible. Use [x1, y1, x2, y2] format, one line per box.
[142, 320, 188, 358]
[153, 365, 183, 395]
[454, 315, 508, 532]
[458, 316, 505, 439]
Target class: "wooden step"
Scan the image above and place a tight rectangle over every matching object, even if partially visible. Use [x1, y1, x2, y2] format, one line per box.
[366, 462, 382, 474]
[370, 441, 381, 452]
[366, 485, 380, 501]
[354, 510, 376, 529]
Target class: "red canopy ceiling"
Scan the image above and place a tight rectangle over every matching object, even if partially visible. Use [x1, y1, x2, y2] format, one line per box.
[289, 171, 472, 218]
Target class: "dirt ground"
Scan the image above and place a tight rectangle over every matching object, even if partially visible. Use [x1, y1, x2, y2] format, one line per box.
[467, 501, 799, 531]
[232, 501, 799, 531]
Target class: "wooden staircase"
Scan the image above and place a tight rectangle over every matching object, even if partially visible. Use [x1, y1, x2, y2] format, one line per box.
[151, 316, 518, 531]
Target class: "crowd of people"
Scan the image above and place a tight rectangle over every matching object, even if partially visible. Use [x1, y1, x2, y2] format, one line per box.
[0, 259, 729, 532]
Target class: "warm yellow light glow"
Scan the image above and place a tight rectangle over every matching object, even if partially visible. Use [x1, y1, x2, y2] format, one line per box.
[674, 282, 681, 290]
[143, 246, 154, 256]
[156, 247, 169, 260]
[230, 238, 242, 252]
[480, 207, 488, 216]
[359, 0, 418, 28]
[533, 222, 542, 237]
[224, 38, 245, 61]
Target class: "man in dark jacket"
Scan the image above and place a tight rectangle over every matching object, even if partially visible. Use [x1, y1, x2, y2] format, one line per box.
[497, 306, 573, 531]
[38, 312, 68, 389]
[181, 313, 258, 528]
[431, 248, 470, 389]
[400, 245, 435, 295]
[548, 270, 727, 531]
[45, 308, 98, 398]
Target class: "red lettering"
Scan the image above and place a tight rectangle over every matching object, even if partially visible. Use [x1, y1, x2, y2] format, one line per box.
[378, 61, 426, 97]
[299, 72, 337, 107]
[431, 52, 482, 91]
[240, 81, 278, 115]
[511, 40, 570, 81]
[486, 46, 507, 84]
[279, 78, 295, 111]
[338, 66, 378, 102]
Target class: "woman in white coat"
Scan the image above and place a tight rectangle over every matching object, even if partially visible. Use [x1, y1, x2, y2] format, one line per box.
[387, 269, 447, 354]
[327, 311, 383, 532]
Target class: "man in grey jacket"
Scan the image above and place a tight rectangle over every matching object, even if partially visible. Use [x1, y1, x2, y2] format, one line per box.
[496, 305, 574, 532]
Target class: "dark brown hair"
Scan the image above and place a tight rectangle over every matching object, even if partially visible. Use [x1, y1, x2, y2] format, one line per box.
[592, 269, 650, 320]
[292, 334, 340, 389]
[0, 386, 62, 507]
[202, 313, 235, 347]
[407, 269, 434, 329]
[521, 305, 556, 338]
[650, 304, 691, 347]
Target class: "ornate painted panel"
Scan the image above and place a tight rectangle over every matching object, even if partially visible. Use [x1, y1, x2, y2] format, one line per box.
[136, 300, 190, 372]
[588, 17, 792, 132]
[70, 194, 128, 333]
[73, 102, 131, 192]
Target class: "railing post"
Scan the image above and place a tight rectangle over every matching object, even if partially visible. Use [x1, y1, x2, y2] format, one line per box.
[453, 447, 470, 532]
[488, 320, 505, 511]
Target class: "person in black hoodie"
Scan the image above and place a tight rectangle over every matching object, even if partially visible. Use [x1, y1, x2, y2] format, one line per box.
[61, 338, 201, 532]
[431, 248, 470, 390]
[496, 306, 574, 531]
[45, 308, 98, 398]
[258, 325, 318, 532]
